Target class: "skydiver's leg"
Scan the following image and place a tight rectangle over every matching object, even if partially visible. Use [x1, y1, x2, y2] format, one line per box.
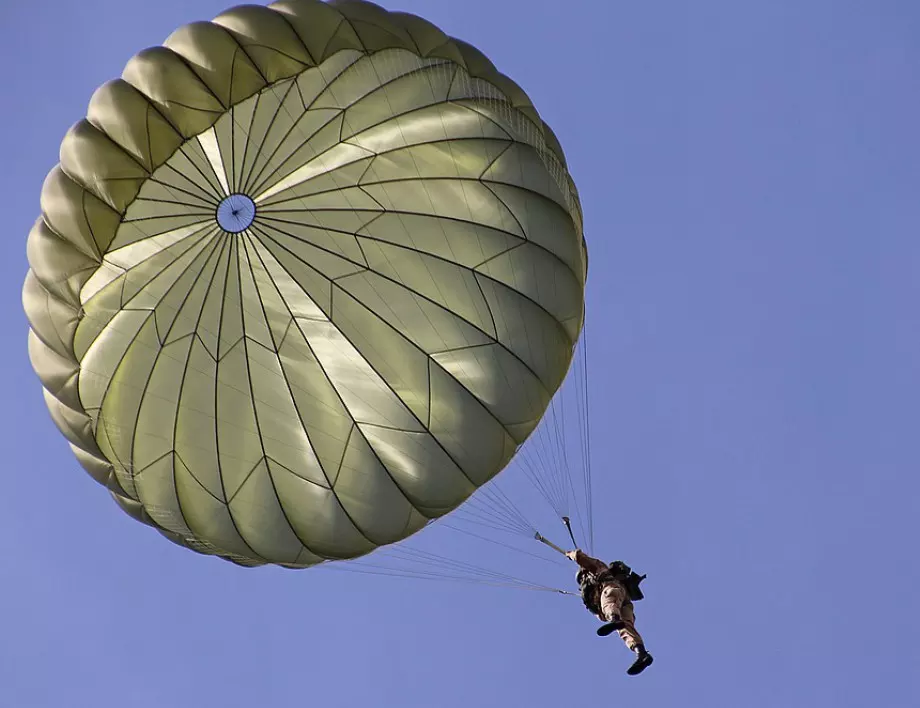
[617, 602, 643, 649]
[620, 603, 654, 676]
[596, 584, 627, 636]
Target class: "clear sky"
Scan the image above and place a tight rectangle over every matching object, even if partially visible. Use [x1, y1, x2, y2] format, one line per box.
[1, 1, 918, 706]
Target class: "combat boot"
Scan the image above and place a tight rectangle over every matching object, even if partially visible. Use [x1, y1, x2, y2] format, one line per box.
[627, 645, 654, 675]
[596, 619, 625, 637]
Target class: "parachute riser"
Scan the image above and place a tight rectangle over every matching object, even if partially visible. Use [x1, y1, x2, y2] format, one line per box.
[534, 531, 568, 557]
[561, 516, 578, 548]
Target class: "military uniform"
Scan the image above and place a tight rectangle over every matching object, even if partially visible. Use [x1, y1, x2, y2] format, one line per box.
[572, 550, 653, 675]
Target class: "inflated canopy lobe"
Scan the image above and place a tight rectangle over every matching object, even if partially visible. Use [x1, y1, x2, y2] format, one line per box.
[23, 0, 587, 568]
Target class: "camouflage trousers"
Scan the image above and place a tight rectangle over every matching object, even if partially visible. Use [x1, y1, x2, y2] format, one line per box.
[599, 582, 643, 651]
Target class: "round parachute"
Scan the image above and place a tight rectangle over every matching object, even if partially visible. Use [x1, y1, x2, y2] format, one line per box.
[23, 0, 587, 568]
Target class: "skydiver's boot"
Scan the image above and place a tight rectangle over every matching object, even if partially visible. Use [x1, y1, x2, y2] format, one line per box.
[596, 619, 626, 637]
[627, 645, 654, 675]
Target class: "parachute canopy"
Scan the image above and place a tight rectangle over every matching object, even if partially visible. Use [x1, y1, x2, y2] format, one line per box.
[23, 0, 587, 568]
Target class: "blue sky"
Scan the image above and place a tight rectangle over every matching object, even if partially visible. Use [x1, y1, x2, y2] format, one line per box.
[1, 1, 918, 706]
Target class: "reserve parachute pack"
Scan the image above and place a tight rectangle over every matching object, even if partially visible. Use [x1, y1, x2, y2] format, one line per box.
[577, 568, 602, 614]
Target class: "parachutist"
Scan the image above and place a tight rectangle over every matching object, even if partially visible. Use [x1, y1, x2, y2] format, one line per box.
[566, 549, 654, 676]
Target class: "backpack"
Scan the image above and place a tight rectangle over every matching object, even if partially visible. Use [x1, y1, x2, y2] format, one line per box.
[605, 561, 647, 602]
[579, 561, 647, 610]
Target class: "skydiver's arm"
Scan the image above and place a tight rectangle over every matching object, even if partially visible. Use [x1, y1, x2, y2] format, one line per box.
[565, 549, 608, 574]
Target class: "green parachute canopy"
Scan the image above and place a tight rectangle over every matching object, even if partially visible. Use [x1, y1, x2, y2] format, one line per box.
[23, 0, 587, 569]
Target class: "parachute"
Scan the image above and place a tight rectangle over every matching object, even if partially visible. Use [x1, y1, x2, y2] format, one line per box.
[23, 0, 590, 580]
